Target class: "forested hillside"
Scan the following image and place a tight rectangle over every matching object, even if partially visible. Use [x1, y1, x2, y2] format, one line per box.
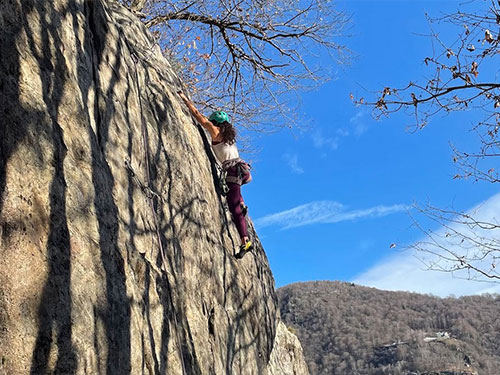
[278, 281, 500, 375]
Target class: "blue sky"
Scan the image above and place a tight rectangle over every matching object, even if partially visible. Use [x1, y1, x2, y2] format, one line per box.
[239, 0, 500, 297]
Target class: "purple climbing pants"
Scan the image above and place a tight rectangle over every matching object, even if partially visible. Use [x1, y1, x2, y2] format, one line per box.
[226, 166, 247, 238]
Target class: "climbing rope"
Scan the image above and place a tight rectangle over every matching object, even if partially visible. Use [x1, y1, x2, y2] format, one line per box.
[125, 36, 188, 375]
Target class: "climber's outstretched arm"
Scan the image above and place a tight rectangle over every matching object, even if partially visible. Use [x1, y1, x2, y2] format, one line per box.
[178, 91, 220, 140]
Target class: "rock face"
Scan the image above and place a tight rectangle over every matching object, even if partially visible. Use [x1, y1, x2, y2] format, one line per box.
[0, 1, 309, 374]
[267, 322, 310, 375]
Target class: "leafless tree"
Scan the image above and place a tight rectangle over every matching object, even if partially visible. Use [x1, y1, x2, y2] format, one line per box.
[122, 0, 351, 130]
[357, 0, 500, 282]
[409, 201, 500, 282]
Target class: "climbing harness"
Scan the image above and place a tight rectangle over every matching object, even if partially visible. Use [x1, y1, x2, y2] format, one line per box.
[237, 161, 252, 185]
[222, 158, 252, 186]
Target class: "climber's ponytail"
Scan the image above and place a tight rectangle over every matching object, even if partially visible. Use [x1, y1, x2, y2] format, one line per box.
[211, 120, 236, 145]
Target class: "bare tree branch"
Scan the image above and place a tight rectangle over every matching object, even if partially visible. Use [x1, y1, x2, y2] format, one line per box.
[121, 0, 351, 130]
[409, 202, 500, 282]
[358, 0, 500, 282]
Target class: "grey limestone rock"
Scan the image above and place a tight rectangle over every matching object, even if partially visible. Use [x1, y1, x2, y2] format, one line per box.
[0, 0, 308, 374]
[267, 321, 311, 375]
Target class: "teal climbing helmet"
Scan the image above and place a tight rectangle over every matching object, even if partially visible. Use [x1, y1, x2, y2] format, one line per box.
[209, 110, 229, 124]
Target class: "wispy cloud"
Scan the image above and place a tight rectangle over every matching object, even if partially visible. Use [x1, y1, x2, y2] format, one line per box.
[311, 130, 339, 151]
[353, 193, 500, 297]
[350, 110, 368, 136]
[311, 110, 368, 152]
[255, 201, 408, 230]
[282, 153, 304, 174]
[336, 128, 350, 137]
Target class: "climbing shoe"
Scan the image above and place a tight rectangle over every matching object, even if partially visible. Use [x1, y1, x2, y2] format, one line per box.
[235, 240, 253, 259]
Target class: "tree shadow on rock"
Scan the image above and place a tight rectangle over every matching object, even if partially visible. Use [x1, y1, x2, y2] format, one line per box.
[9, 1, 79, 373]
[81, 1, 131, 372]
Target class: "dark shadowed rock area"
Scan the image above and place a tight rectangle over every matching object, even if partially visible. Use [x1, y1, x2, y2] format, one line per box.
[0, 1, 309, 374]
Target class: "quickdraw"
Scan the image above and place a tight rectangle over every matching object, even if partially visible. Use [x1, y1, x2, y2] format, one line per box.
[216, 163, 230, 196]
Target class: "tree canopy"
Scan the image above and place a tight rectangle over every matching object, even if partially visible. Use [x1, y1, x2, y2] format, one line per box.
[123, 0, 350, 130]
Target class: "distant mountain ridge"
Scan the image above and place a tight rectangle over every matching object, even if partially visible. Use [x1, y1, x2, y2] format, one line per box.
[278, 281, 500, 375]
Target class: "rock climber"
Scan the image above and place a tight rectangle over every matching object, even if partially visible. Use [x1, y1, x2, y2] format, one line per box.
[178, 91, 253, 258]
